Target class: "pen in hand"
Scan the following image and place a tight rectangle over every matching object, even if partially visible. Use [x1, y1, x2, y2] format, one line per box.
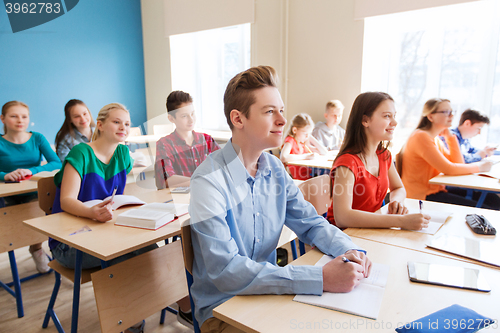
[109, 186, 118, 210]
[341, 256, 350, 263]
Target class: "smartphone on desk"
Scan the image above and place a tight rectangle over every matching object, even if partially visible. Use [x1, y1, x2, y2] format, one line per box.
[407, 261, 491, 292]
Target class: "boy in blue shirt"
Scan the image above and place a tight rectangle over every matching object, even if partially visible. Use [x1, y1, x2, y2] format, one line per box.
[451, 109, 495, 163]
[189, 66, 371, 332]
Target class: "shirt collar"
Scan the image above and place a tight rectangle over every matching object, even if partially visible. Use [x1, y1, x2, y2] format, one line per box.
[222, 140, 272, 186]
[171, 130, 201, 145]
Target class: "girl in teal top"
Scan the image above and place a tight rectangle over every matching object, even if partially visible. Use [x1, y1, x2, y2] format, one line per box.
[0, 101, 62, 274]
[51, 103, 159, 332]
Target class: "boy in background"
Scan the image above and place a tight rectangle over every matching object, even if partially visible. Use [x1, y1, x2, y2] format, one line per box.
[312, 99, 345, 150]
[189, 66, 371, 332]
[154, 91, 220, 189]
[451, 109, 495, 163]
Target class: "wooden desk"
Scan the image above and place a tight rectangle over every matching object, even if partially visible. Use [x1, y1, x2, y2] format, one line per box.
[0, 170, 58, 198]
[23, 186, 186, 333]
[23, 186, 184, 261]
[344, 199, 500, 268]
[286, 155, 335, 170]
[213, 238, 499, 333]
[124, 134, 160, 145]
[429, 167, 500, 208]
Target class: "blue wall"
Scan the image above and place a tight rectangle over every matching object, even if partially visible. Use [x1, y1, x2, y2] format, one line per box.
[0, 0, 147, 143]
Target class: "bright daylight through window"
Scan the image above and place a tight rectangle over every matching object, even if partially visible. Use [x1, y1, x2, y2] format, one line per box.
[170, 23, 251, 131]
[362, 0, 500, 152]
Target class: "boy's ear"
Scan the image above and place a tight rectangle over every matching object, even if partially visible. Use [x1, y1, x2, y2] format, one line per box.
[230, 109, 244, 129]
[167, 113, 175, 123]
[463, 119, 472, 127]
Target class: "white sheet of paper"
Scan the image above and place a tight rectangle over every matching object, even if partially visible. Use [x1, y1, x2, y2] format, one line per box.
[293, 255, 390, 320]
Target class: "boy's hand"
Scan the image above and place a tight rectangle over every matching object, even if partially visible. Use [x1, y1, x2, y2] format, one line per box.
[90, 199, 113, 222]
[387, 200, 408, 215]
[322, 250, 371, 293]
[480, 146, 497, 158]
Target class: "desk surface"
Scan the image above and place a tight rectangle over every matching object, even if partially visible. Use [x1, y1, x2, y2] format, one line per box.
[429, 173, 500, 192]
[23, 184, 188, 261]
[286, 155, 336, 169]
[0, 170, 58, 198]
[344, 199, 500, 268]
[213, 237, 500, 333]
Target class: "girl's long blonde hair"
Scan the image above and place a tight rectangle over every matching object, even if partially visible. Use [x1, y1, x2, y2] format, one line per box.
[285, 113, 314, 138]
[92, 103, 129, 141]
[1, 101, 29, 134]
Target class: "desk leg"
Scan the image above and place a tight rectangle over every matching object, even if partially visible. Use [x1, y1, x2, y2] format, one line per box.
[71, 250, 83, 333]
[8, 250, 23, 318]
[476, 192, 487, 208]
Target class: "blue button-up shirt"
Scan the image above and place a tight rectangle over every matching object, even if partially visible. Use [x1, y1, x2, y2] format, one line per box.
[189, 141, 361, 326]
[450, 127, 481, 163]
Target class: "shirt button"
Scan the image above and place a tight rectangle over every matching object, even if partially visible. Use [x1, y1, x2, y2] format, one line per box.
[256, 212, 260, 216]
[256, 239, 260, 243]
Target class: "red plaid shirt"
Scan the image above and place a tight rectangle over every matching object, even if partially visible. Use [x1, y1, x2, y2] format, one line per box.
[154, 130, 221, 189]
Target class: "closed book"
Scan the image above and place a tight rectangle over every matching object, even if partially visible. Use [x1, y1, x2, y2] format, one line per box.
[115, 202, 189, 230]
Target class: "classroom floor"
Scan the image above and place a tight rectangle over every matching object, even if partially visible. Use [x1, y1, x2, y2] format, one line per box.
[1, 241, 304, 333]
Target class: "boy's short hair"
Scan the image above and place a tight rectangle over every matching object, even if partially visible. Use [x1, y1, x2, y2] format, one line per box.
[459, 109, 490, 126]
[223, 66, 279, 130]
[326, 100, 344, 111]
[166, 90, 193, 117]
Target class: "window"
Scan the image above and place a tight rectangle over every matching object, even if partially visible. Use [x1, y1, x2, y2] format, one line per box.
[170, 23, 251, 131]
[362, 1, 500, 152]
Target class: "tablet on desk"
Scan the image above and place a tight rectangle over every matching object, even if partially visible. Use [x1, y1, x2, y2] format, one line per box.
[408, 261, 491, 292]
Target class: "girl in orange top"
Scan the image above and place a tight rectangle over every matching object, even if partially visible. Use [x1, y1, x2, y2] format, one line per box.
[401, 98, 493, 207]
[328, 92, 429, 230]
[280, 113, 326, 180]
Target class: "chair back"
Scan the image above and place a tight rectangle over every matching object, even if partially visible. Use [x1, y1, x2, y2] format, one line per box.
[0, 201, 46, 253]
[91, 242, 188, 333]
[154, 124, 174, 137]
[395, 148, 404, 178]
[37, 176, 57, 215]
[298, 174, 330, 216]
[129, 127, 142, 137]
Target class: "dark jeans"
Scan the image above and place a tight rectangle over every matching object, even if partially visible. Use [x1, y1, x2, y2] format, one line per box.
[51, 242, 159, 270]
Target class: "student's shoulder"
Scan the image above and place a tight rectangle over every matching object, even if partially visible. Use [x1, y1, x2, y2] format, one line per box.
[191, 148, 225, 177]
[30, 131, 50, 143]
[333, 153, 360, 169]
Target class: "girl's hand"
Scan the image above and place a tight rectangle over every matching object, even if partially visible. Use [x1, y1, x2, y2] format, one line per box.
[4, 169, 32, 181]
[439, 128, 452, 138]
[401, 213, 430, 230]
[90, 199, 113, 222]
[387, 200, 408, 215]
[305, 153, 316, 160]
[478, 160, 493, 172]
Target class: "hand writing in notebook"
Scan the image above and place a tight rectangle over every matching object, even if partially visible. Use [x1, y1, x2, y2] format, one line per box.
[89, 198, 113, 222]
[322, 250, 372, 293]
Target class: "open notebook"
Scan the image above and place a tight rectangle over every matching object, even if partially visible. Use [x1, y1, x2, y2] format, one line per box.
[293, 255, 390, 320]
[379, 204, 452, 235]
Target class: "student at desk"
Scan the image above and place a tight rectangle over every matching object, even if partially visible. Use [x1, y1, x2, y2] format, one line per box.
[280, 113, 327, 180]
[50, 103, 174, 332]
[449, 109, 495, 163]
[189, 66, 371, 333]
[0, 101, 61, 273]
[154, 91, 220, 189]
[312, 99, 345, 150]
[400, 98, 496, 208]
[327, 92, 429, 230]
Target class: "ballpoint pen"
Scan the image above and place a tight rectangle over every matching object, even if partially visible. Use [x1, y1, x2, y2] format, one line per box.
[109, 186, 118, 209]
[419, 200, 423, 213]
[341, 256, 350, 263]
